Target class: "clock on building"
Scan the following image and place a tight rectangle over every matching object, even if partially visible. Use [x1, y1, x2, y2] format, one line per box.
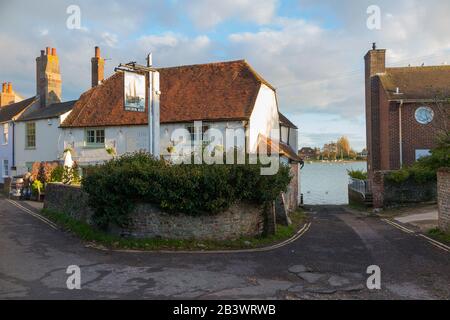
[415, 106, 434, 125]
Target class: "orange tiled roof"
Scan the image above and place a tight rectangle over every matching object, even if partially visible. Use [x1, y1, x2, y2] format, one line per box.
[257, 135, 301, 162]
[62, 60, 274, 128]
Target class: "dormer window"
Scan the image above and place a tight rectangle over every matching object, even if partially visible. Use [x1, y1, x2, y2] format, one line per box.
[281, 125, 289, 144]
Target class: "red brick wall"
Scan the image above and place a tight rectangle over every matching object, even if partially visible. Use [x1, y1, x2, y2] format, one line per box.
[368, 86, 448, 173]
[438, 168, 450, 232]
[400, 103, 443, 167]
[365, 50, 386, 180]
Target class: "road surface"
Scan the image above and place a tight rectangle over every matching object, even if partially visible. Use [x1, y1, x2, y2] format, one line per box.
[0, 198, 449, 299]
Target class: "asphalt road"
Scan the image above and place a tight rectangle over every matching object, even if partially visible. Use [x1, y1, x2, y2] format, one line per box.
[0, 197, 449, 300]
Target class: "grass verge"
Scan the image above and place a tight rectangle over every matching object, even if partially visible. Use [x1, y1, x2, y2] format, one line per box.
[428, 228, 450, 245]
[41, 208, 308, 251]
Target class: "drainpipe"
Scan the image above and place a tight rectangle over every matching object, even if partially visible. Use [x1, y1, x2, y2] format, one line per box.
[12, 122, 15, 167]
[399, 100, 404, 168]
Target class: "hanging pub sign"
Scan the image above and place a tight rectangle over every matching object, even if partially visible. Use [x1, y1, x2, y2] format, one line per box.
[124, 72, 146, 112]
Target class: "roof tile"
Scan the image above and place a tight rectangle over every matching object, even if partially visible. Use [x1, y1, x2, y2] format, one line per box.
[62, 60, 268, 128]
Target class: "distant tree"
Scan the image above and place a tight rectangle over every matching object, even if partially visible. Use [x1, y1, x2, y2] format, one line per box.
[337, 136, 351, 159]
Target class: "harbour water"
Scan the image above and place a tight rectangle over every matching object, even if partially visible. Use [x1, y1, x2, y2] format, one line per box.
[300, 162, 367, 205]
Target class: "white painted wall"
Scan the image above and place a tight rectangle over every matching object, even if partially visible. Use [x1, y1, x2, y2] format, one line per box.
[61, 125, 149, 166]
[289, 127, 298, 152]
[62, 120, 247, 166]
[160, 121, 245, 157]
[15, 113, 71, 175]
[248, 84, 280, 152]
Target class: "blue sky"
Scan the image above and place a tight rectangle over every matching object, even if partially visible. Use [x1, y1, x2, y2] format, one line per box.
[1, 0, 450, 151]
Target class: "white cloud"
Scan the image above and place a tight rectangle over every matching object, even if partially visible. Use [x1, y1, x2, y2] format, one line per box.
[101, 32, 119, 48]
[183, 0, 278, 29]
[2, 0, 450, 150]
[138, 33, 212, 66]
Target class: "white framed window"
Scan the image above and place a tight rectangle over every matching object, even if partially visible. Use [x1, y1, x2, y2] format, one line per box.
[186, 123, 209, 146]
[415, 106, 434, 125]
[85, 129, 105, 147]
[2, 123, 8, 145]
[26, 122, 36, 149]
[3, 159, 9, 177]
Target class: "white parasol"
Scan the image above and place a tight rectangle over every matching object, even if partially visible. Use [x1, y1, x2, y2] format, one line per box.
[63, 150, 74, 168]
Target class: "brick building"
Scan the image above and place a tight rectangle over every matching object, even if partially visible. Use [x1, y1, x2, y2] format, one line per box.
[365, 44, 450, 185]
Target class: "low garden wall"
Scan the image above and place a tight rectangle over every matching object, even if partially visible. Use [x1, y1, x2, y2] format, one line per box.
[437, 168, 450, 232]
[348, 187, 366, 207]
[372, 171, 437, 208]
[44, 183, 266, 240]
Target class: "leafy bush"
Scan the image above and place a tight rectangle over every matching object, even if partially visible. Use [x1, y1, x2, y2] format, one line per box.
[31, 180, 43, 196]
[50, 166, 64, 182]
[347, 169, 368, 180]
[386, 134, 450, 184]
[63, 165, 81, 185]
[37, 162, 48, 185]
[82, 152, 292, 229]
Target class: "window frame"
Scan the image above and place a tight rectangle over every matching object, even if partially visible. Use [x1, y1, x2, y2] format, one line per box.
[25, 122, 36, 149]
[3, 159, 9, 178]
[84, 128, 106, 148]
[186, 123, 210, 146]
[2, 123, 9, 145]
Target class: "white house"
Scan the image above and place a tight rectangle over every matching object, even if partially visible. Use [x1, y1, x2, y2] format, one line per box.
[4, 45, 301, 209]
[10, 47, 77, 175]
[60, 57, 301, 209]
[14, 100, 76, 174]
[0, 90, 36, 183]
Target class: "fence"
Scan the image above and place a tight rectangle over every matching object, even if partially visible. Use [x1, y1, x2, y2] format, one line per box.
[348, 178, 370, 199]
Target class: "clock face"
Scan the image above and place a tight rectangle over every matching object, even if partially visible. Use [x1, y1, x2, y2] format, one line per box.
[415, 107, 434, 125]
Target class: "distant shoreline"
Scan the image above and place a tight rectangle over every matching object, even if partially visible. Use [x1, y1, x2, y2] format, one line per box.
[304, 160, 367, 164]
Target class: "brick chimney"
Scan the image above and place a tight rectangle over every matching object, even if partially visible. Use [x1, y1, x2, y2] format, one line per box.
[36, 47, 62, 107]
[364, 43, 386, 180]
[0, 82, 16, 107]
[365, 43, 386, 80]
[91, 46, 104, 87]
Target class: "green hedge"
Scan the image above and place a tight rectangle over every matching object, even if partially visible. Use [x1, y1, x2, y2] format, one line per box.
[386, 134, 450, 184]
[82, 152, 292, 229]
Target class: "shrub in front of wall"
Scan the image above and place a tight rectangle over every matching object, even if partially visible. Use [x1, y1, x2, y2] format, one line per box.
[50, 166, 64, 182]
[37, 162, 48, 185]
[82, 152, 292, 230]
[31, 180, 43, 196]
[347, 169, 368, 180]
[386, 134, 450, 185]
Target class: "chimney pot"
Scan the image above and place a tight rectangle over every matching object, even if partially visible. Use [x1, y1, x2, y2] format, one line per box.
[52, 48, 57, 56]
[46, 47, 51, 55]
[95, 46, 100, 58]
[1, 83, 5, 93]
[7, 82, 12, 93]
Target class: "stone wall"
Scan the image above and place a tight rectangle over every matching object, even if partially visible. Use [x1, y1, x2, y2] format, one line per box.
[44, 183, 93, 223]
[437, 168, 450, 232]
[372, 170, 437, 209]
[44, 183, 267, 240]
[284, 162, 299, 212]
[348, 187, 366, 207]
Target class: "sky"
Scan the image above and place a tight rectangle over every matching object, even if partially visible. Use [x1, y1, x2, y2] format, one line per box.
[1, 0, 450, 151]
